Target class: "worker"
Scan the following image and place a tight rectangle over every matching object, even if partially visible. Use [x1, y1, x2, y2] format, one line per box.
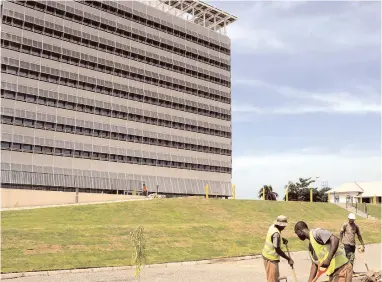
[294, 221, 352, 282]
[262, 215, 294, 282]
[143, 183, 148, 196]
[340, 213, 365, 267]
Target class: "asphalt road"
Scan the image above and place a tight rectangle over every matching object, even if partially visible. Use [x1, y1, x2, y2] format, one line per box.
[3, 243, 381, 282]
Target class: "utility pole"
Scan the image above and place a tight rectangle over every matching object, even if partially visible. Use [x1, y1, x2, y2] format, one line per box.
[285, 182, 291, 202]
[74, 177, 79, 204]
[311, 176, 320, 202]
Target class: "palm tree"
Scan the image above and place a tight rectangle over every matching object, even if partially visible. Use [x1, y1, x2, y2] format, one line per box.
[258, 185, 279, 200]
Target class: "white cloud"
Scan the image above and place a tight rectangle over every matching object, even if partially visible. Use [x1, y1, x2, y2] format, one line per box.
[232, 79, 381, 116]
[232, 148, 381, 199]
[225, 1, 380, 54]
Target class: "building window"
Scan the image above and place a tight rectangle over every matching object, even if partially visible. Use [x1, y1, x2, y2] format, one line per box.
[1, 142, 11, 149]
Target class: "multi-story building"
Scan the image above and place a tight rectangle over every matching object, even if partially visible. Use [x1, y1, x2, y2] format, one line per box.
[0, 0, 236, 197]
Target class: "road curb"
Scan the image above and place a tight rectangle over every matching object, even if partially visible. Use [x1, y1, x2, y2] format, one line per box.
[0, 255, 262, 279]
[1, 243, 379, 280]
[1, 198, 149, 212]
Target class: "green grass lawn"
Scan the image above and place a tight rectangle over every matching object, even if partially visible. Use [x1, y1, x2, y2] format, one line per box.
[367, 204, 382, 219]
[1, 198, 381, 273]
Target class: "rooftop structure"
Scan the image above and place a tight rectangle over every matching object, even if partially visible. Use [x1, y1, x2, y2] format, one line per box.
[148, 0, 237, 34]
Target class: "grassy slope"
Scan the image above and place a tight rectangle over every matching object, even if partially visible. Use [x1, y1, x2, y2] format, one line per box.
[367, 204, 382, 219]
[2, 198, 381, 273]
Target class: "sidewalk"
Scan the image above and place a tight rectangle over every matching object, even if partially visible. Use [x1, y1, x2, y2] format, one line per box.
[2, 243, 381, 282]
[335, 203, 378, 220]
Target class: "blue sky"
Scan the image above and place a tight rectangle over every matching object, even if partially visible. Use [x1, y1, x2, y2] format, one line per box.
[210, 1, 381, 199]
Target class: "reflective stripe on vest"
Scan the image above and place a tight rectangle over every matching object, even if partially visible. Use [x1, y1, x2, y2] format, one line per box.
[309, 230, 349, 276]
[262, 225, 283, 261]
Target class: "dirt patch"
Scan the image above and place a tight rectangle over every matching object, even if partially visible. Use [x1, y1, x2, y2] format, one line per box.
[24, 244, 62, 255]
[66, 243, 127, 252]
[65, 236, 129, 252]
[66, 245, 88, 251]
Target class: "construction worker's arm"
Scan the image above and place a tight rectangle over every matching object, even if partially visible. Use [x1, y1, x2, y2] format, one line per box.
[339, 232, 343, 244]
[275, 246, 290, 260]
[308, 262, 318, 282]
[275, 247, 294, 266]
[339, 224, 346, 244]
[356, 226, 365, 249]
[321, 235, 340, 268]
[308, 245, 318, 282]
[272, 234, 293, 265]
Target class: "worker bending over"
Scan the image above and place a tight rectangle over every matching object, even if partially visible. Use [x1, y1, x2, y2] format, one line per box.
[262, 215, 294, 282]
[340, 213, 365, 266]
[294, 221, 352, 282]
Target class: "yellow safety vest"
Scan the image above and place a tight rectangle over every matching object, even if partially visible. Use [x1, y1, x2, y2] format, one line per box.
[309, 230, 349, 276]
[262, 225, 285, 261]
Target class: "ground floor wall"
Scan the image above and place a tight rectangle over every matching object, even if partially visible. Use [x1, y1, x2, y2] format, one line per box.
[1, 188, 146, 208]
[1, 151, 232, 196]
[327, 192, 360, 204]
[327, 192, 381, 204]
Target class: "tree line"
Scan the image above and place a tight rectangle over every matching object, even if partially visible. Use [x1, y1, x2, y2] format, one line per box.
[258, 177, 331, 202]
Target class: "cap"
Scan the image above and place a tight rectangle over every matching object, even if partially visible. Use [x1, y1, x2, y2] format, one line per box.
[274, 215, 288, 227]
[348, 213, 356, 220]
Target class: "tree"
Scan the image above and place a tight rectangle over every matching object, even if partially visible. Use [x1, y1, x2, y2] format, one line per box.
[283, 177, 331, 202]
[284, 177, 316, 201]
[258, 185, 279, 201]
[317, 187, 331, 202]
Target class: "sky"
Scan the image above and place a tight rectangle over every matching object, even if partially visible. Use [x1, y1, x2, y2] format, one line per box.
[210, 1, 381, 199]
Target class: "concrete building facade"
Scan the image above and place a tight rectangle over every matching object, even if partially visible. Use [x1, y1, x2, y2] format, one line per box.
[0, 0, 236, 197]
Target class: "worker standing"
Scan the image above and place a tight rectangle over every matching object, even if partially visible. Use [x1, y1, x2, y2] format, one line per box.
[143, 183, 148, 196]
[262, 215, 294, 282]
[340, 213, 365, 267]
[294, 221, 352, 282]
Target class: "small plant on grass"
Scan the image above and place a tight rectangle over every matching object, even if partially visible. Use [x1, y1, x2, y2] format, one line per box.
[130, 225, 147, 279]
[226, 242, 239, 258]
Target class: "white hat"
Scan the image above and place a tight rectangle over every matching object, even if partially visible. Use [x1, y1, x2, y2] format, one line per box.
[348, 213, 356, 220]
[274, 215, 288, 227]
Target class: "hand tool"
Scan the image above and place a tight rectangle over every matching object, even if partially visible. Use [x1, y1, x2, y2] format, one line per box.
[285, 243, 298, 282]
[312, 263, 327, 282]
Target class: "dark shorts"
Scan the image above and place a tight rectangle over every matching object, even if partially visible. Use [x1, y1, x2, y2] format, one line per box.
[343, 245, 356, 265]
[344, 244, 356, 254]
